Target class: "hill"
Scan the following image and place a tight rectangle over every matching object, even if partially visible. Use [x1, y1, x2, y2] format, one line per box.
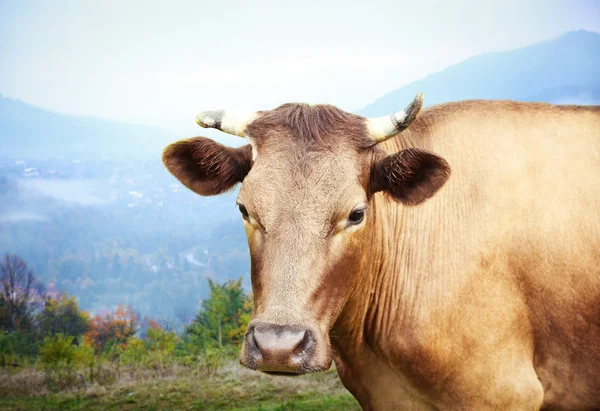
[359, 30, 600, 116]
[0, 94, 175, 159]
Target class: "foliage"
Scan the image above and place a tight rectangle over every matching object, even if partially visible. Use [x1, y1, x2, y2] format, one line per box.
[119, 337, 147, 365]
[85, 304, 139, 354]
[39, 334, 76, 368]
[186, 278, 252, 349]
[0, 270, 256, 393]
[74, 341, 96, 382]
[0, 254, 44, 333]
[120, 323, 181, 368]
[37, 293, 89, 339]
[147, 326, 178, 354]
[0, 269, 360, 409]
[39, 334, 81, 391]
[0, 331, 39, 366]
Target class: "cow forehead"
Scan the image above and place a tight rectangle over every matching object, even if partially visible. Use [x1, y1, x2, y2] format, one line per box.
[245, 102, 372, 152]
[239, 148, 365, 220]
[238, 103, 372, 220]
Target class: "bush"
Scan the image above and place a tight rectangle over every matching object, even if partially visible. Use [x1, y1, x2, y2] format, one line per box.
[120, 337, 147, 365]
[202, 347, 227, 374]
[74, 341, 96, 382]
[0, 331, 39, 366]
[39, 334, 82, 391]
[147, 327, 178, 354]
[39, 334, 76, 368]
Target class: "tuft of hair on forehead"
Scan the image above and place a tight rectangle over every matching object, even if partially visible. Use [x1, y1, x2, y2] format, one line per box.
[247, 103, 373, 148]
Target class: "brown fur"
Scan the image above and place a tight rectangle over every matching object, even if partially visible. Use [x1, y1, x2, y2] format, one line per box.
[162, 137, 253, 196]
[370, 148, 451, 205]
[247, 103, 373, 149]
[163, 99, 600, 410]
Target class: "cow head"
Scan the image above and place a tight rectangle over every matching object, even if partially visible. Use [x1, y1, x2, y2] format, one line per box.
[162, 94, 450, 374]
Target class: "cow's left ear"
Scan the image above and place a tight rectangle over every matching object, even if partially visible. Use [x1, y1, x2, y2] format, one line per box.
[370, 148, 451, 205]
[162, 137, 253, 196]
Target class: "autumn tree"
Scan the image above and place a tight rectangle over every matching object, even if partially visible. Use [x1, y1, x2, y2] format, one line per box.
[37, 293, 89, 339]
[85, 304, 139, 353]
[0, 254, 44, 332]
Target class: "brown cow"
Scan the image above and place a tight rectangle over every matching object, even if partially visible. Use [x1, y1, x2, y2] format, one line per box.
[163, 95, 600, 410]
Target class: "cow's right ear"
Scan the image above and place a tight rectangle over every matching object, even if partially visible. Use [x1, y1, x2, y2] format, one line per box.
[162, 137, 253, 196]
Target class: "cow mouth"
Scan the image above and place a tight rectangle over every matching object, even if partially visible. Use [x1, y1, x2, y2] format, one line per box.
[263, 370, 303, 377]
[240, 354, 332, 376]
[260, 362, 331, 376]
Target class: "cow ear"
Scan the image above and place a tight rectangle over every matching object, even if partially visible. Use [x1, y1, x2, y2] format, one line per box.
[162, 137, 253, 196]
[370, 148, 451, 205]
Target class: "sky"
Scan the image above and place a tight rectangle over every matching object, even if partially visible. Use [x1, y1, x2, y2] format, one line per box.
[1, 0, 599, 135]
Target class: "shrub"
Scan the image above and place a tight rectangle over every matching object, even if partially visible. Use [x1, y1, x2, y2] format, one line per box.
[0, 331, 39, 366]
[39, 334, 82, 391]
[74, 340, 96, 382]
[202, 347, 227, 374]
[147, 327, 178, 354]
[39, 334, 76, 368]
[120, 337, 147, 365]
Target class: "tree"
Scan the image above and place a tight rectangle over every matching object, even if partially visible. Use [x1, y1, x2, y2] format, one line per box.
[58, 257, 85, 282]
[186, 278, 252, 349]
[85, 304, 139, 353]
[0, 254, 44, 332]
[37, 293, 89, 339]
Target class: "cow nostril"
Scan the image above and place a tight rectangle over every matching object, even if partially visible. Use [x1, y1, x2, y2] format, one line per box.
[293, 330, 314, 357]
[244, 326, 262, 360]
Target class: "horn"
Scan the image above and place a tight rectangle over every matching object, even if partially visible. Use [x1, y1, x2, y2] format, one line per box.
[195, 110, 258, 137]
[366, 93, 424, 143]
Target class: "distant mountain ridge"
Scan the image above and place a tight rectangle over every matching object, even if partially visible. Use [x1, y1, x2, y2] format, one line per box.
[2, 30, 599, 159]
[0, 94, 175, 159]
[359, 30, 600, 116]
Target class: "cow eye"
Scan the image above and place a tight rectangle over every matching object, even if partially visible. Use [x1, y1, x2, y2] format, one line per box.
[348, 209, 365, 225]
[238, 204, 249, 219]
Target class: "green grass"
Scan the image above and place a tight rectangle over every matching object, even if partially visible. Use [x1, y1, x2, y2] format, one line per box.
[0, 362, 361, 410]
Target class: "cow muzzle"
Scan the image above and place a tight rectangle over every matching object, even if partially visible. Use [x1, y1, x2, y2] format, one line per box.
[240, 321, 331, 374]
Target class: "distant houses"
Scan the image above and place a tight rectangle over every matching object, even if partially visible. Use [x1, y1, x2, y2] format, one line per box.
[45, 281, 60, 300]
[23, 167, 39, 178]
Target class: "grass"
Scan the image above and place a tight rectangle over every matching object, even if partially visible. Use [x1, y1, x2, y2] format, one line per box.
[0, 361, 361, 410]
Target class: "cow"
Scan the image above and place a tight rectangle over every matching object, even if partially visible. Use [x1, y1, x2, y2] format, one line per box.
[162, 94, 600, 410]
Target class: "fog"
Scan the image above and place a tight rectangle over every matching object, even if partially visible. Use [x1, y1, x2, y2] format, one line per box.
[18, 178, 116, 206]
[0, 210, 47, 222]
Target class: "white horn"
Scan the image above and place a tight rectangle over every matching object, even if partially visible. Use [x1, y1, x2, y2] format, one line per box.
[195, 110, 259, 137]
[366, 93, 424, 144]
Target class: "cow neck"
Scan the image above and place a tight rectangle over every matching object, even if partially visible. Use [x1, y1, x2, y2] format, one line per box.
[333, 126, 462, 359]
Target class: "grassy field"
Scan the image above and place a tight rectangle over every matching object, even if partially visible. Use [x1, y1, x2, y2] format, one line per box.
[0, 361, 361, 410]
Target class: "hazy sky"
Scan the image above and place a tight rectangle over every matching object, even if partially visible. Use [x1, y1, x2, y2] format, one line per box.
[1, 0, 599, 135]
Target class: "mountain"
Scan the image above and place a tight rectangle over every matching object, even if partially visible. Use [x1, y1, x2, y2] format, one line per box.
[0, 97, 248, 325]
[0, 94, 176, 159]
[359, 30, 600, 116]
[524, 85, 600, 105]
[0, 159, 247, 324]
